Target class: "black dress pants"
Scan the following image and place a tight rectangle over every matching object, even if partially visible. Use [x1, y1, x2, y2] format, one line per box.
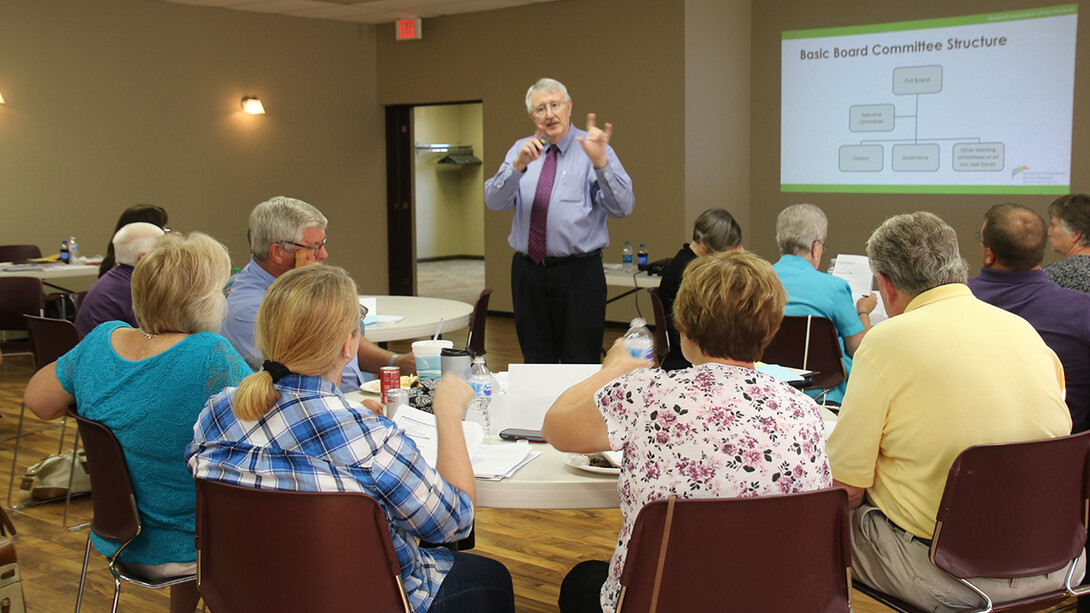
[511, 251, 606, 364]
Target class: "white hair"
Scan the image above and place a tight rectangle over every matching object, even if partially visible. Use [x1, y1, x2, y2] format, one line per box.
[525, 78, 570, 113]
[866, 212, 968, 297]
[776, 203, 828, 255]
[112, 222, 165, 266]
[247, 196, 327, 261]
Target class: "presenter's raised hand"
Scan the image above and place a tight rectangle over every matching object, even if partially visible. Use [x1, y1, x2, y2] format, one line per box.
[514, 127, 546, 172]
[577, 113, 612, 169]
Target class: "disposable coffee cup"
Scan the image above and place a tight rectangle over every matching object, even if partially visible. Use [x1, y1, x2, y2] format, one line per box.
[412, 340, 454, 379]
[441, 348, 472, 379]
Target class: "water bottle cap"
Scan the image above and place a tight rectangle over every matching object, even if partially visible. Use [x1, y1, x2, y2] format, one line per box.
[640, 243, 646, 248]
[630, 317, 646, 327]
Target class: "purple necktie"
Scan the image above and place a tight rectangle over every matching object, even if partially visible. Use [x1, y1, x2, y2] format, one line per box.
[527, 145, 558, 264]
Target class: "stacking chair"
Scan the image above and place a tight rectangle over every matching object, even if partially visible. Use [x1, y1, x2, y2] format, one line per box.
[0, 245, 41, 264]
[0, 277, 44, 357]
[73, 414, 196, 613]
[855, 431, 1090, 612]
[69, 290, 89, 316]
[6, 316, 80, 509]
[645, 287, 670, 364]
[467, 288, 493, 356]
[616, 488, 851, 613]
[760, 315, 846, 401]
[195, 479, 410, 613]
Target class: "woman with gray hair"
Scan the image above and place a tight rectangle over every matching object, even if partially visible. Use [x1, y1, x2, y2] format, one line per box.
[772, 203, 876, 404]
[25, 232, 251, 613]
[1044, 193, 1090, 293]
[658, 208, 743, 370]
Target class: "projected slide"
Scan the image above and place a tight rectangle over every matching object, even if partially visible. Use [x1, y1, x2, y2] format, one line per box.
[781, 5, 1077, 194]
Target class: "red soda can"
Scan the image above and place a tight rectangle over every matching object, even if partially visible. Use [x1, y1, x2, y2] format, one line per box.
[380, 366, 401, 404]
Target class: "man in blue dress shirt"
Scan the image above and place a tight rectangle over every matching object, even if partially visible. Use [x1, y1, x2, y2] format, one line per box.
[485, 78, 635, 363]
[220, 196, 415, 393]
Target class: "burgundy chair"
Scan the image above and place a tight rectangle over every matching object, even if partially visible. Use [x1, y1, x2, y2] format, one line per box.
[195, 479, 410, 613]
[0, 245, 41, 264]
[760, 315, 846, 401]
[616, 488, 852, 613]
[73, 414, 196, 613]
[644, 287, 670, 365]
[0, 277, 44, 357]
[855, 431, 1090, 612]
[467, 288, 493, 356]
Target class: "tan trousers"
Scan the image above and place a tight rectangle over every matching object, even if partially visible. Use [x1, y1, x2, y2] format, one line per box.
[850, 504, 1085, 613]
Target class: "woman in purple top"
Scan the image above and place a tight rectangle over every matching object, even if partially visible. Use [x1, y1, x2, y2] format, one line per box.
[543, 251, 832, 613]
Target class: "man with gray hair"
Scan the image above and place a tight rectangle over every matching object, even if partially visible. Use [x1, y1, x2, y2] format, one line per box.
[75, 222, 164, 337]
[221, 196, 414, 393]
[827, 212, 1077, 611]
[772, 203, 875, 403]
[485, 77, 634, 363]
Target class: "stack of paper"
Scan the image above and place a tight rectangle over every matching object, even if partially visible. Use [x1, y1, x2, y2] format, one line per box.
[392, 406, 538, 480]
[830, 254, 888, 324]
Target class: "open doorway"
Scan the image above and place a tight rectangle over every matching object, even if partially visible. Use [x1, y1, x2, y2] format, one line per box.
[384, 101, 484, 304]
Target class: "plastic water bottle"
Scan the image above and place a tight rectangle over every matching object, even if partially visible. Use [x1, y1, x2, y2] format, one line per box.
[622, 241, 635, 273]
[637, 243, 649, 271]
[68, 236, 80, 264]
[465, 356, 493, 435]
[59, 240, 69, 265]
[624, 318, 655, 361]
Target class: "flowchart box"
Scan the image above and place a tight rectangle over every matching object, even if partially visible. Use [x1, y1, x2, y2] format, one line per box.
[849, 105, 895, 132]
[892, 144, 940, 171]
[952, 142, 1004, 171]
[893, 66, 942, 95]
[839, 145, 884, 171]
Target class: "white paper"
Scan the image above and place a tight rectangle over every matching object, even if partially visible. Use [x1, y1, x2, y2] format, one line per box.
[358, 296, 378, 315]
[507, 363, 601, 397]
[831, 254, 889, 324]
[392, 405, 536, 479]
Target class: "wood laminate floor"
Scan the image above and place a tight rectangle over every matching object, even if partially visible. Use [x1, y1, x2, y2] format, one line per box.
[0, 317, 1074, 612]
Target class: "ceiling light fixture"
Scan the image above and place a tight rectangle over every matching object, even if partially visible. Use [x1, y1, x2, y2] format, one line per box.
[241, 96, 265, 115]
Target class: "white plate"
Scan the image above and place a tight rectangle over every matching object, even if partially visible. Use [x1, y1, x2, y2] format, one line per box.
[360, 378, 415, 395]
[566, 454, 621, 476]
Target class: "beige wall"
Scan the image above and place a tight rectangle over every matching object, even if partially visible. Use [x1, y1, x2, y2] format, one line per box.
[413, 103, 485, 260]
[749, 0, 1090, 271]
[376, 0, 689, 319]
[0, 0, 387, 292]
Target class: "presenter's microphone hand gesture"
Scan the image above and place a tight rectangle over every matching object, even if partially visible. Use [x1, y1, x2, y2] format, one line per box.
[577, 113, 612, 169]
[514, 127, 546, 172]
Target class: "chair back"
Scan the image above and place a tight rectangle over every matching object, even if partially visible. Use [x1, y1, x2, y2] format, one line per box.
[467, 288, 493, 356]
[0, 278, 44, 331]
[617, 488, 851, 613]
[645, 287, 670, 363]
[69, 290, 89, 315]
[760, 315, 846, 392]
[195, 479, 409, 613]
[931, 431, 1090, 580]
[0, 245, 41, 264]
[73, 414, 141, 546]
[25, 315, 79, 370]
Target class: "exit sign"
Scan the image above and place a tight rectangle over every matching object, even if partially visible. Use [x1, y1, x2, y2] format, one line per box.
[396, 17, 421, 41]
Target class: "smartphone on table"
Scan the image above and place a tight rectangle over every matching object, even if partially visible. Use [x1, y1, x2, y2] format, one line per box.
[498, 428, 546, 443]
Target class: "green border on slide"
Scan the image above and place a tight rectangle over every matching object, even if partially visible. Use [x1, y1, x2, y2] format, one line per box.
[781, 184, 1069, 195]
[782, 4, 1076, 40]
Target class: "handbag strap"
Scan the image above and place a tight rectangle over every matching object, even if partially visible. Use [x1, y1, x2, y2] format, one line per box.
[648, 495, 677, 613]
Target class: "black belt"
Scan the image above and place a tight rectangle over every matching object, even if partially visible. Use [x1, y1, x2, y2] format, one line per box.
[518, 249, 601, 267]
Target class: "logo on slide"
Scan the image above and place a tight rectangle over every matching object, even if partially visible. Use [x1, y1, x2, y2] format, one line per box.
[1011, 165, 1030, 179]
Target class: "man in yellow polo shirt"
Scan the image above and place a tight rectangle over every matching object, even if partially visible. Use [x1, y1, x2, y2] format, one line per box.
[828, 212, 1080, 612]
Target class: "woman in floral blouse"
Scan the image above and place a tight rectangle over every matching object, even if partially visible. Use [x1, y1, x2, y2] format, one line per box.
[542, 251, 832, 613]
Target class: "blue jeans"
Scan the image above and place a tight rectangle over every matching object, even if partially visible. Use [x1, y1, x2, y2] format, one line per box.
[428, 552, 515, 613]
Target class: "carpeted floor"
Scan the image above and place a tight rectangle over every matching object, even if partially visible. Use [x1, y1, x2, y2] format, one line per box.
[417, 258, 486, 305]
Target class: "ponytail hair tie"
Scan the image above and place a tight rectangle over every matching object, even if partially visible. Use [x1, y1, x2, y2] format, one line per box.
[263, 360, 292, 383]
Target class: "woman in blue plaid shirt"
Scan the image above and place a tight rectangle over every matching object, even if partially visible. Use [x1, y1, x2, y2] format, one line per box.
[187, 265, 514, 612]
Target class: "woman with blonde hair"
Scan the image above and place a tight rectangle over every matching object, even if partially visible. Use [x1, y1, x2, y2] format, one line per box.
[543, 251, 832, 613]
[187, 265, 515, 613]
[26, 232, 250, 613]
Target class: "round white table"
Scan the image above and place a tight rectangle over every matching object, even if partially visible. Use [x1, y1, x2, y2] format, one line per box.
[475, 441, 619, 509]
[361, 295, 473, 343]
[0, 264, 100, 281]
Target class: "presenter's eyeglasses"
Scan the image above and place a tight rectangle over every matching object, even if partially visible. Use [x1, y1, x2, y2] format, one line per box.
[281, 237, 328, 254]
[531, 101, 567, 118]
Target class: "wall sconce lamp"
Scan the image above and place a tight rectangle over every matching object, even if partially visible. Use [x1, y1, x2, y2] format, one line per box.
[0, 91, 6, 104]
[241, 96, 265, 115]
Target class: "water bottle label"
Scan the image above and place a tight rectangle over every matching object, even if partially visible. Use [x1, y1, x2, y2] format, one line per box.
[470, 381, 492, 397]
[622, 254, 633, 264]
[625, 338, 654, 361]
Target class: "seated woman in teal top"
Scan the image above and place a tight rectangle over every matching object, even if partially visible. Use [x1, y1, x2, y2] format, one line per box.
[25, 232, 250, 613]
[771, 204, 876, 403]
